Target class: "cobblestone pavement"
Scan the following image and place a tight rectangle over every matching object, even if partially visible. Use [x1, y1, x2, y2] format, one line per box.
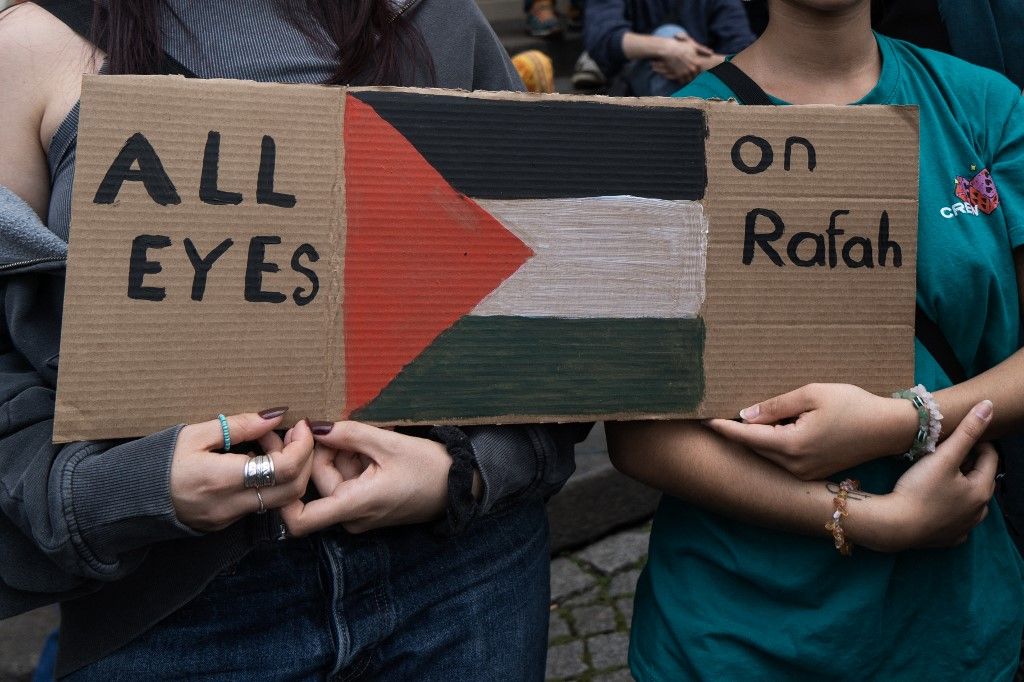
[546, 523, 650, 681]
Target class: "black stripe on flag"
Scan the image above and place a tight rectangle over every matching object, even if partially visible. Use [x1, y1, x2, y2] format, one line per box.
[351, 91, 706, 200]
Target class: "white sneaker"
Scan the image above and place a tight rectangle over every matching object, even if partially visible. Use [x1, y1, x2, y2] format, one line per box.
[572, 51, 607, 89]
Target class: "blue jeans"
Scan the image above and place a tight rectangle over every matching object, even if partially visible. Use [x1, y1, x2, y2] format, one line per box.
[624, 24, 689, 96]
[63, 502, 550, 681]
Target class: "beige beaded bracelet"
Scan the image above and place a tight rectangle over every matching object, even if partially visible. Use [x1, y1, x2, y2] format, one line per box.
[824, 479, 860, 556]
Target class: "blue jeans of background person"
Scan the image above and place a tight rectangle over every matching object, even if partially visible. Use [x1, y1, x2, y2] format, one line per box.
[63, 502, 550, 681]
[624, 24, 689, 96]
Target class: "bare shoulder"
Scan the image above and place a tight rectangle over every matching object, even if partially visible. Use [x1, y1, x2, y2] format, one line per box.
[0, 2, 101, 148]
[0, 3, 99, 215]
[0, 2, 90, 78]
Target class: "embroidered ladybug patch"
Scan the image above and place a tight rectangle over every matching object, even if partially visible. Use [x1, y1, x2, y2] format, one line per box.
[954, 168, 999, 214]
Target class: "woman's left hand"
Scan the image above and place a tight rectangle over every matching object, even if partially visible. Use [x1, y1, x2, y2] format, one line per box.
[704, 383, 920, 480]
[279, 421, 453, 536]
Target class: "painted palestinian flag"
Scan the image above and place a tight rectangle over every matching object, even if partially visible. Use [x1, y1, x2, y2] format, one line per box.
[343, 91, 709, 421]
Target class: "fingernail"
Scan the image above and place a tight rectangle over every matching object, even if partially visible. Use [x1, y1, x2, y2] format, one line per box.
[974, 400, 993, 420]
[259, 406, 289, 419]
[739, 404, 759, 421]
[309, 420, 334, 435]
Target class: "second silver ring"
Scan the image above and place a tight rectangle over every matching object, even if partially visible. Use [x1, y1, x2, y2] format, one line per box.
[244, 454, 276, 489]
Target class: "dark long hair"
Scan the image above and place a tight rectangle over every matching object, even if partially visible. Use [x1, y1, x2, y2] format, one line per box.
[91, 0, 432, 85]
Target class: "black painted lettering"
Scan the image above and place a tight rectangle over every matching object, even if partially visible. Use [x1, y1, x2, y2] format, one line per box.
[826, 210, 848, 268]
[245, 236, 287, 303]
[291, 243, 320, 306]
[94, 133, 180, 206]
[731, 135, 773, 175]
[787, 232, 826, 267]
[183, 238, 233, 301]
[877, 211, 902, 267]
[257, 136, 297, 208]
[842, 236, 874, 268]
[200, 131, 243, 206]
[127, 235, 171, 301]
[784, 137, 816, 172]
[743, 208, 786, 266]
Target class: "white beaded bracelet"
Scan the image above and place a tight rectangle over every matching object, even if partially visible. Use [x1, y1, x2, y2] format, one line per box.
[892, 384, 942, 462]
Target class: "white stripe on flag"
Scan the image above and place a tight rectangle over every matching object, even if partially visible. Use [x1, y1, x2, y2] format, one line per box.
[471, 196, 707, 319]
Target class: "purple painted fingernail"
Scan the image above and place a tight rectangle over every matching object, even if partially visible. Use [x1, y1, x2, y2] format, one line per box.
[259, 406, 289, 419]
[309, 420, 334, 435]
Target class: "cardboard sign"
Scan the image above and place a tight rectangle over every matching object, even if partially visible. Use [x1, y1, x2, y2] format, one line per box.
[53, 76, 919, 442]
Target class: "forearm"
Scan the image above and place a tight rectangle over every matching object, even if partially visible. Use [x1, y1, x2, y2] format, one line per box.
[935, 347, 1024, 440]
[621, 32, 669, 61]
[606, 420, 889, 549]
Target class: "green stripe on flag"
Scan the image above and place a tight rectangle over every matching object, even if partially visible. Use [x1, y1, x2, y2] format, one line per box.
[352, 316, 705, 421]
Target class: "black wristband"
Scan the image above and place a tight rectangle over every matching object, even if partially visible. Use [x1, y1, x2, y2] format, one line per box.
[428, 425, 480, 537]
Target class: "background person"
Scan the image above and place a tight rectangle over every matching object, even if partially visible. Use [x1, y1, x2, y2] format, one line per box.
[525, 0, 583, 37]
[584, 0, 754, 95]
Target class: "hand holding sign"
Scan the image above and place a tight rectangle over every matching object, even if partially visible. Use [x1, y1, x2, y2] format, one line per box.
[170, 410, 315, 531]
[279, 421, 459, 536]
[705, 383, 921, 480]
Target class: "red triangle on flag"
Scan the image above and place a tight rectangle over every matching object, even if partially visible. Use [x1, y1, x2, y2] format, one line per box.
[343, 95, 534, 413]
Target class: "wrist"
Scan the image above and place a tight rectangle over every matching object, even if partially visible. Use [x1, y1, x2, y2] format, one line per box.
[648, 35, 674, 60]
[886, 396, 921, 455]
[843, 493, 909, 553]
[428, 426, 481, 536]
[890, 385, 943, 460]
[622, 32, 659, 61]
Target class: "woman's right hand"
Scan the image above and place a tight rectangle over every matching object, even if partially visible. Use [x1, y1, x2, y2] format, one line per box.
[851, 400, 999, 552]
[169, 410, 315, 532]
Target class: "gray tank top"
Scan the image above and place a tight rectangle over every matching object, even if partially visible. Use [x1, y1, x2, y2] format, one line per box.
[46, 0, 340, 240]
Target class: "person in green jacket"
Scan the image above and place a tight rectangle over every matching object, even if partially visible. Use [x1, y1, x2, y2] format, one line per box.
[609, 0, 1024, 679]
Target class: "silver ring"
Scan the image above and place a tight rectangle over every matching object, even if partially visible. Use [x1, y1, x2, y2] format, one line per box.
[255, 488, 267, 514]
[243, 454, 276, 489]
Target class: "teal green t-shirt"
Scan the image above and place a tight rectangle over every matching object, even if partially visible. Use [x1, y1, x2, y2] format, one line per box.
[631, 34, 1024, 681]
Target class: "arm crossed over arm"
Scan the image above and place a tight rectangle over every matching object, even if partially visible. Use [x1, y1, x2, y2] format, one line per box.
[607, 403, 998, 553]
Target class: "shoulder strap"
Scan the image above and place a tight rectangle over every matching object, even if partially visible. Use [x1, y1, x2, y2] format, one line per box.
[34, 0, 198, 78]
[915, 307, 967, 384]
[707, 61, 773, 105]
[712, 59, 968, 384]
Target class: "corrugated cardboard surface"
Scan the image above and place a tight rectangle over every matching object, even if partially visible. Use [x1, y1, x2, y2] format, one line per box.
[54, 77, 346, 441]
[53, 78, 917, 441]
[701, 105, 918, 415]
